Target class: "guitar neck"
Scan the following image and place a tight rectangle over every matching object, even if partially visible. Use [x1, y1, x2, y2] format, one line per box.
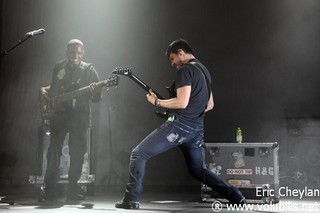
[111, 67, 171, 119]
[129, 74, 165, 99]
[50, 81, 104, 107]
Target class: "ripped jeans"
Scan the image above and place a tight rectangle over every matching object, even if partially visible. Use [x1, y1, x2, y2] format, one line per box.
[122, 117, 245, 203]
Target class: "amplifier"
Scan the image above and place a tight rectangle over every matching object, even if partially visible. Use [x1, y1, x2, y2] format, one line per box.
[201, 142, 279, 204]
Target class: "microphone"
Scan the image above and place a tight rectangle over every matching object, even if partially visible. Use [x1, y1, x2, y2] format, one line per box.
[25, 28, 45, 36]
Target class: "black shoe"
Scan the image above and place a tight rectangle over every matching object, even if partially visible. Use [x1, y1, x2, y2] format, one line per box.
[115, 200, 140, 209]
[39, 193, 58, 203]
[239, 198, 248, 205]
[67, 192, 85, 201]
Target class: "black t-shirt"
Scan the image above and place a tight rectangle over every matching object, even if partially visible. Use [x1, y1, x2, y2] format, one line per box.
[49, 59, 100, 123]
[173, 59, 212, 126]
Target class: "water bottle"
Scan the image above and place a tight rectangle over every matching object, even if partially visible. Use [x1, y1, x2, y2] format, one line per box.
[236, 127, 242, 143]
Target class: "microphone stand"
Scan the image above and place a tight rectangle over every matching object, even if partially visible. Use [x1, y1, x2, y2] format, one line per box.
[100, 106, 126, 186]
[0, 34, 32, 58]
[0, 33, 33, 207]
[0, 31, 38, 205]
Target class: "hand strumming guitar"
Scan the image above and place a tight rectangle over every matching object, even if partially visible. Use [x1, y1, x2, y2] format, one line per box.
[40, 86, 50, 101]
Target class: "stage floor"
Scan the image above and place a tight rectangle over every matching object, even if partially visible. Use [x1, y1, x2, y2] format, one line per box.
[0, 186, 319, 213]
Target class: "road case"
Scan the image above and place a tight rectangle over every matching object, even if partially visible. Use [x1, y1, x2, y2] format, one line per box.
[201, 142, 280, 204]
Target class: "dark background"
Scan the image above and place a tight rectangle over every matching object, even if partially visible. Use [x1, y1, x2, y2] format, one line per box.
[1, 0, 320, 188]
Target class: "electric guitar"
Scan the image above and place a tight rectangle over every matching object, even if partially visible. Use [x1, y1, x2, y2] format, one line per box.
[112, 67, 175, 119]
[40, 75, 119, 118]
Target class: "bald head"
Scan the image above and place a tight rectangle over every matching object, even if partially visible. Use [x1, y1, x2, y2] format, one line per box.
[66, 39, 84, 66]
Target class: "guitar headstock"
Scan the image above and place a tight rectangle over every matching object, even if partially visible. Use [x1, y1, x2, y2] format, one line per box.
[102, 75, 119, 87]
[112, 66, 132, 76]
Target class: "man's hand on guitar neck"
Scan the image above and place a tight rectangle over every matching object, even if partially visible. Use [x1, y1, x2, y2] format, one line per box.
[89, 82, 102, 102]
[89, 82, 101, 94]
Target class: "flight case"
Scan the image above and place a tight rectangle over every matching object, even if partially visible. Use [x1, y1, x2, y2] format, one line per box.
[201, 142, 280, 204]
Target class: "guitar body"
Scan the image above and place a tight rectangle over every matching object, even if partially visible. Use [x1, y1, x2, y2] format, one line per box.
[40, 84, 78, 118]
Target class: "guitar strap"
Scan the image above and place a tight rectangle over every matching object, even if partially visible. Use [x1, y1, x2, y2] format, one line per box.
[176, 60, 212, 120]
[188, 61, 212, 101]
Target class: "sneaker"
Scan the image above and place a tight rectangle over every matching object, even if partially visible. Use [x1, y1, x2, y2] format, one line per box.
[115, 200, 140, 209]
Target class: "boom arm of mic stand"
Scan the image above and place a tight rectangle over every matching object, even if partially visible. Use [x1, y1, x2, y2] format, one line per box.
[0, 34, 32, 58]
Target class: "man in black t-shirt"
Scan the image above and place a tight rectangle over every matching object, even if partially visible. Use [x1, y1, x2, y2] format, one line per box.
[40, 39, 102, 202]
[115, 39, 246, 209]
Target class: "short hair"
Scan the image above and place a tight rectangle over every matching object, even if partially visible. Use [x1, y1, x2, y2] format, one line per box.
[165, 38, 194, 57]
[67, 39, 84, 47]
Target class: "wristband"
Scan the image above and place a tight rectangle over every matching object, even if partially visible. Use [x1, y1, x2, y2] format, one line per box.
[155, 98, 161, 107]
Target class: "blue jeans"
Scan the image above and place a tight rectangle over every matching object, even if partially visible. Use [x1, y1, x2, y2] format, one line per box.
[123, 117, 245, 203]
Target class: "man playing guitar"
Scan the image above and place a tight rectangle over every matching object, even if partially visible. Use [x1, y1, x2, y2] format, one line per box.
[39, 39, 102, 202]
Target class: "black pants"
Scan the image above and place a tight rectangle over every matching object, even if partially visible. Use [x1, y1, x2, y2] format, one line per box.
[44, 112, 88, 194]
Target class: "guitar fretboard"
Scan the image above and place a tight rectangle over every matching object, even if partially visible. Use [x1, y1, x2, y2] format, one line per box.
[49, 80, 112, 108]
[50, 85, 91, 107]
